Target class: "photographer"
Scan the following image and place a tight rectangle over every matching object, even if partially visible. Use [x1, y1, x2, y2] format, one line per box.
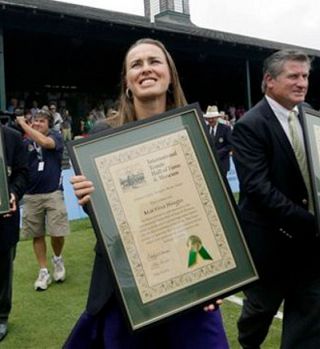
[16, 109, 69, 291]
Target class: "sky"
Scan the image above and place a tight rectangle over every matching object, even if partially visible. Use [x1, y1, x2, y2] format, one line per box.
[53, 0, 320, 51]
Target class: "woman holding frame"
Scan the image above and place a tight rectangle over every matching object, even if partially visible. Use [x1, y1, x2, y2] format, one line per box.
[65, 38, 229, 349]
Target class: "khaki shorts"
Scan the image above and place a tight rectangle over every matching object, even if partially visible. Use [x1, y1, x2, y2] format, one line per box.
[22, 190, 70, 238]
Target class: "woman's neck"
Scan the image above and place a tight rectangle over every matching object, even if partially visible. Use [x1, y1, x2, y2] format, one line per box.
[134, 98, 166, 121]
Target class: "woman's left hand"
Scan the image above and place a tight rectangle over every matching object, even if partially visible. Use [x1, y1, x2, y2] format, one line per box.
[203, 299, 223, 312]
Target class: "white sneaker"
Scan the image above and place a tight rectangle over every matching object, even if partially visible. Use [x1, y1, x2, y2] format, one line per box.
[34, 270, 52, 291]
[52, 257, 66, 282]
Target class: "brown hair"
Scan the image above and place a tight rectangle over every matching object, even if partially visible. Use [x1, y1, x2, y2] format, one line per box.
[115, 38, 187, 126]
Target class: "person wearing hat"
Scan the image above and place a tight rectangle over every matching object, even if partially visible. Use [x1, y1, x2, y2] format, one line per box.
[16, 109, 69, 291]
[204, 105, 232, 176]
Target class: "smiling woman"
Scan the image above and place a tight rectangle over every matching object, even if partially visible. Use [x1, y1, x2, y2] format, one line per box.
[65, 38, 230, 349]
[125, 43, 172, 115]
[116, 38, 187, 125]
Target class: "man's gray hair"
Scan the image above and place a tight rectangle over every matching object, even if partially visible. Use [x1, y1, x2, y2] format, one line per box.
[261, 49, 312, 93]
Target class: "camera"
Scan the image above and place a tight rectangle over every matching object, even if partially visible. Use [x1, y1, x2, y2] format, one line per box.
[0, 109, 25, 133]
[0, 108, 24, 120]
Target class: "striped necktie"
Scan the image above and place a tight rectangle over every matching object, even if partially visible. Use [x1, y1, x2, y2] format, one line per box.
[288, 111, 314, 213]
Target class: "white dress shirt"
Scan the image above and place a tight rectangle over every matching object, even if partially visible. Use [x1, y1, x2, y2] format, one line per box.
[265, 95, 305, 151]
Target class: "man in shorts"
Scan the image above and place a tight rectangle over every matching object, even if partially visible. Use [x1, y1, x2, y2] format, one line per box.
[17, 109, 69, 291]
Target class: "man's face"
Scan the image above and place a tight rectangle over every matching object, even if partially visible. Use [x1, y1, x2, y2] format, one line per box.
[49, 105, 56, 113]
[206, 117, 218, 127]
[265, 60, 309, 110]
[32, 116, 49, 135]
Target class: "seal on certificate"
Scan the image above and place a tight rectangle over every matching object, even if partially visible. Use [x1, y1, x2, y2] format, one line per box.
[187, 235, 213, 267]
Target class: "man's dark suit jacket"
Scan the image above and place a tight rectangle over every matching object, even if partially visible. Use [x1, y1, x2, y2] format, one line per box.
[0, 125, 28, 251]
[208, 123, 232, 175]
[232, 97, 320, 281]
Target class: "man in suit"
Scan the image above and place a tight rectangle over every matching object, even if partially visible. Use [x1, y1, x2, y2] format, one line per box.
[204, 105, 232, 176]
[0, 123, 28, 341]
[232, 49, 320, 348]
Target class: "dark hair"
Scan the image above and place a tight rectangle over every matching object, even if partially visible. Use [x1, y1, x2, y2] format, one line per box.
[261, 49, 312, 93]
[116, 38, 187, 126]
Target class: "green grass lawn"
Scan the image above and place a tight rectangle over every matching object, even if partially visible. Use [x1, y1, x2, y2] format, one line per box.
[222, 298, 282, 348]
[2, 218, 281, 348]
[2, 219, 95, 349]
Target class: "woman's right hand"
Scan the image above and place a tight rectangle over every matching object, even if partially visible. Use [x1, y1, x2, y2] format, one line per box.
[70, 175, 95, 206]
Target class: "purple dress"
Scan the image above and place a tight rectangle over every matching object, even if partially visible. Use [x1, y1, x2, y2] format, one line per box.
[64, 296, 229, 349]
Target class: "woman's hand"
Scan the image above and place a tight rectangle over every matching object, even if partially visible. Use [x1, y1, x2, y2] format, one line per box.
[70, 175, 95, 206]
[203, 299, 223, 312]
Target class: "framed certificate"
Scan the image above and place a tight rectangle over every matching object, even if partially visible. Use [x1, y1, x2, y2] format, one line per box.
[67, 103, 258, 330]
[0, 126, 10, 214]
[301, 107, 320, 234]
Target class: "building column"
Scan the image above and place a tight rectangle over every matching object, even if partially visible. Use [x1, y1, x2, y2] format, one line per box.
[0, 27, 6, 111]
[183, 0, 190, 14]
[245, 59, 252, 110]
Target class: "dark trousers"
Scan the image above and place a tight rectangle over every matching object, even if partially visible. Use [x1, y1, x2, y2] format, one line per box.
[0, 246, 16, 322]
[238, 274, 320, 349]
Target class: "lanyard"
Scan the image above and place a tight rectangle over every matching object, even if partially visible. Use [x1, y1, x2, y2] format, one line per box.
[33, 142, 43, 161]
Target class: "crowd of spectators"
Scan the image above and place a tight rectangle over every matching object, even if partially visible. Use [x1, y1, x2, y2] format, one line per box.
[2, 96, 245, 140]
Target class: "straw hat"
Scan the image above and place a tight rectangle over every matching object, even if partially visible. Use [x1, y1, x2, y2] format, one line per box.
[203, 105, 221, 118]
